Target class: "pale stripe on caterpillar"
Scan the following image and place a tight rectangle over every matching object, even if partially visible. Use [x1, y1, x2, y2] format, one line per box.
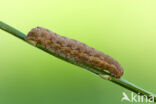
[26, 27, 124, 78]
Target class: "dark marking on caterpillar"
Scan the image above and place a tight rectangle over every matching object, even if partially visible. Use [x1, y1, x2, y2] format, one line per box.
[26, 27, 124, 78]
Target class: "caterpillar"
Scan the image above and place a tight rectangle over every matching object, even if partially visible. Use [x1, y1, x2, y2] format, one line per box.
[26, 27, 124, 78]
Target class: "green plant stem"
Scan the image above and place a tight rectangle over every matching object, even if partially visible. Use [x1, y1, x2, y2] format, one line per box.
[0, 21, 155, 102]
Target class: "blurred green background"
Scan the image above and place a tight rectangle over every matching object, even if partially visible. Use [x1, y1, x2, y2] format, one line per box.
[0, 0, 156, 104]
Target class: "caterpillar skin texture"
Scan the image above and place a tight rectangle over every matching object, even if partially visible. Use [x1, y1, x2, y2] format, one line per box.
[26, 27, 124, 78]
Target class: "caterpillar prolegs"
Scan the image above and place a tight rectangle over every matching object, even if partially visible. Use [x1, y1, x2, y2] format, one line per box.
[26, 27, 124, 78]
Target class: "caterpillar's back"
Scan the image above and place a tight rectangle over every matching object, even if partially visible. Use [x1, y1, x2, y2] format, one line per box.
[26, 27, 124, 78]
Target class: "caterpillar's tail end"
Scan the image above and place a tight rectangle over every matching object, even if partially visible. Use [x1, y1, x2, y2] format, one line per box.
[115, 68, 124, 78]
[108, 64, 124, 78]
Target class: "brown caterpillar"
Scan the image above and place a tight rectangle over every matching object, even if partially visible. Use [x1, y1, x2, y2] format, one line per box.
[26, 27, 124, 78]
